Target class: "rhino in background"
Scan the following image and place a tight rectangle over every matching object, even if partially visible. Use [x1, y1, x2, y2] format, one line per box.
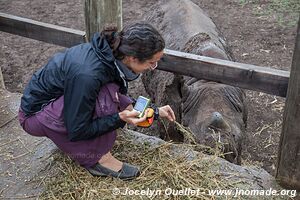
[142, 0, 248, 164]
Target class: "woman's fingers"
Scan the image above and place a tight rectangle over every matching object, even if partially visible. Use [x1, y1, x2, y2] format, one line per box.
[119, 109, 150, 125]
[131, 109, 149, 124]
[168, 107, 176, 121]
[126, 110, 140, 117]
[159, 105, 176, 122]
[119, 110, 138, 123]
[132, 116, 147, 125]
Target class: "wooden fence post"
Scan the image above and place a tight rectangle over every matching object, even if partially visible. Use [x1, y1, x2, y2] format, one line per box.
[0, 67, 5, 90]
[276, 17, 300, 190]
[84, 0, 122, 41]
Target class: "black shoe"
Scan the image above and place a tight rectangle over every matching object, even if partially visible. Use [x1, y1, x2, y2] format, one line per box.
[87, 162, 140, 180]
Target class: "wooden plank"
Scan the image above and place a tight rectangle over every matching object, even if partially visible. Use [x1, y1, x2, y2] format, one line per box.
[0, 12, 85, 47]
[159, 49, 289, 97]
[0, 12, 289, 97]
[84, 0, 122, 41]
[276, 17, 300, 190]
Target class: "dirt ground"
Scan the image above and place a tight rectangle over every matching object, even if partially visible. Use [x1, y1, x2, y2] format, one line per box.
[0, 0, 298, 180]
[193, 0, 298, 174]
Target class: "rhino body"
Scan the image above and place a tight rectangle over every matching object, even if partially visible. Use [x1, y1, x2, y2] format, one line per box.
[141, 0, 248, 164]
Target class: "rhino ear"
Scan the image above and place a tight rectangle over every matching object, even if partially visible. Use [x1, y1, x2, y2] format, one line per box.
[181, 82, 190, 99]
[209, 112, 231, 132]
[180, 77, 192, 101]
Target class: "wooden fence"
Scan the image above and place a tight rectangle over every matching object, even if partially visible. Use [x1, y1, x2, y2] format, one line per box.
[0, 11, 289, 97]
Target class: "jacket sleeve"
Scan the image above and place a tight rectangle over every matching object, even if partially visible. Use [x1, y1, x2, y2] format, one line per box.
[64, 74, 126, 142]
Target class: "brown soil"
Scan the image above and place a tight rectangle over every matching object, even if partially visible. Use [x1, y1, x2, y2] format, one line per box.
[0, 0, 298, 182]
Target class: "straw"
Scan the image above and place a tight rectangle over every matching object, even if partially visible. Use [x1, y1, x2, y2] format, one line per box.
[40, 127, 244, 200]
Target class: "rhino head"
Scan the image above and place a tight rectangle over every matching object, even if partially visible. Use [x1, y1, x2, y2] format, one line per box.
[181, 78, 247, 164]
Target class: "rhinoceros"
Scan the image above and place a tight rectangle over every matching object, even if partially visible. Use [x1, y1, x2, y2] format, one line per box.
[141, 0, 248, 164]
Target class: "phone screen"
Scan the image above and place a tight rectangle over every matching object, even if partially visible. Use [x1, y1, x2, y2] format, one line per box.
[134, 97, 148, 112]
[134, 96, 150, 117]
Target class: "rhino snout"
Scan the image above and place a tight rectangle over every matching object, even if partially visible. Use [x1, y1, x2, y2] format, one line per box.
[208, 112, 231, 132]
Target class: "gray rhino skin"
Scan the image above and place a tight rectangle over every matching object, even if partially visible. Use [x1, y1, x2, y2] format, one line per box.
[142, 0, 248, 164]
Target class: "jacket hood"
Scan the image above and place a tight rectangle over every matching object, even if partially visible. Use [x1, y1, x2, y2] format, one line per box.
[91, 32, 115, 64]
[115, 59, 140, 82]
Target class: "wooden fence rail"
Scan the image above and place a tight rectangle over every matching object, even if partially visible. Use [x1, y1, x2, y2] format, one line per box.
[160, 49, 289, 97]
[0, 12, 289, 97]
[0, 12, 85, 47]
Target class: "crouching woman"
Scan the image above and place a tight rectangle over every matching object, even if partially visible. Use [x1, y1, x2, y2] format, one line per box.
[18, 22, 175, 180]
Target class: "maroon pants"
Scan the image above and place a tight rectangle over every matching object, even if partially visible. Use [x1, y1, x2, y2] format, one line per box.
[18, 83, 132, 168]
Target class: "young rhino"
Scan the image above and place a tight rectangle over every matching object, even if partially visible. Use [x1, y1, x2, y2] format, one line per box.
[141, 0, 248, 164]
[181, 77, 247, 164]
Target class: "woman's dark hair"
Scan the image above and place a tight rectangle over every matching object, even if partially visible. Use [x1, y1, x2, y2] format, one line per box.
[101, 22, 165, 62]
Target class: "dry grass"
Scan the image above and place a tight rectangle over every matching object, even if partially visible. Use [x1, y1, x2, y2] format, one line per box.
[40, 128, 244, 200]
[174, 121, 197, 144]
[174, 121, 227, 157]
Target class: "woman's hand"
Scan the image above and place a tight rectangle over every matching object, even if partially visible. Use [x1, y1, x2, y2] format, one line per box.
[118, 109, 149, 126]
[158, 105, 176, 122]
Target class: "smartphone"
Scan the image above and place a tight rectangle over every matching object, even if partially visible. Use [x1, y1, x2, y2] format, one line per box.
[133, 96, 151, 118]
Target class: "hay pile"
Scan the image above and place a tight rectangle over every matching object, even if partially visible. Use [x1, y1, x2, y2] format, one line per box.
[40, 126, 245, 200]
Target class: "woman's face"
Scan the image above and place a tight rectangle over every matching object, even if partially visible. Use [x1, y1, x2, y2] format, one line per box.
[123, 51, 164, 74]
